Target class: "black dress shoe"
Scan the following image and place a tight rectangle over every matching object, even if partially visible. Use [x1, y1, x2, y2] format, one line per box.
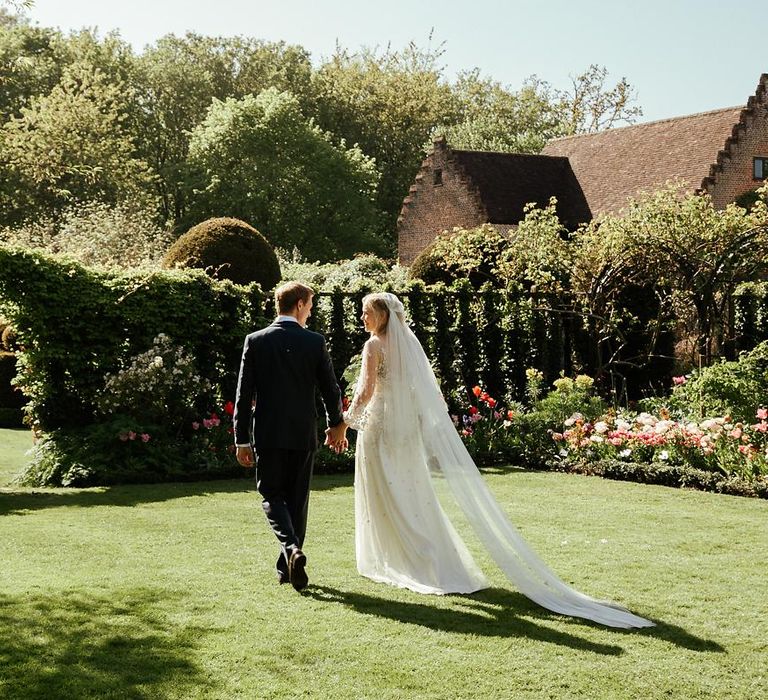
[288, 549, 308, 591]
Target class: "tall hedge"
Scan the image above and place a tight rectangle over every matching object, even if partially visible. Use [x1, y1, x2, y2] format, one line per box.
[0, 246, 266, 431]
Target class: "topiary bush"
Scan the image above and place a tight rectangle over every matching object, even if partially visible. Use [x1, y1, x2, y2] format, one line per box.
[408, 224, 511, 288]
[409, 242, 454, 286]
[163, 217, 281, 291]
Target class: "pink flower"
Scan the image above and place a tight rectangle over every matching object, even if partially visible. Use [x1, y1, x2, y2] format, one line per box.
[729, 428, 743, 439]
[202, 419, 212, 429]
[128, 431, 136, 441]
[756, 408, 768, 420]
[752, 421, 768, 433]
[141, 433, 150, 442]
[672, 376, 687, 386]
[118, 432, 129, 442]
[192, 422, 200, 430]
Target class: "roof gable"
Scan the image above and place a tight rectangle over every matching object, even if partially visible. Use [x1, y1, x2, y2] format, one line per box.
[449, 149, 592, 230]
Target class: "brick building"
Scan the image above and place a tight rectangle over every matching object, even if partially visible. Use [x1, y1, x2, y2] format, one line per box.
[398, 72, 768, 265]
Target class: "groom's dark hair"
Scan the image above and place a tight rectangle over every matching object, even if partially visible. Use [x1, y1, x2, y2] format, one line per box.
[275, 281, 314, 314]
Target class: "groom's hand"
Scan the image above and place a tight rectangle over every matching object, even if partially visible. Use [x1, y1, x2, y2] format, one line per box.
[236, 446, 255, 468]
[325, 423, 348, 454]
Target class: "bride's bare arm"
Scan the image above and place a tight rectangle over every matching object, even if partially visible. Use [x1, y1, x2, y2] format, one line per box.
[343, 338, 380, 430]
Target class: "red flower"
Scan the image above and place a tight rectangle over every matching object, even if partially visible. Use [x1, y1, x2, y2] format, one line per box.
[507, 410, 515, 421]
[468, 406, 479, 415]
[480, 392, 489, 402]
[487, 398, 497, 408]
[223, 401, 235, 416]
[472, 386, 482, 397]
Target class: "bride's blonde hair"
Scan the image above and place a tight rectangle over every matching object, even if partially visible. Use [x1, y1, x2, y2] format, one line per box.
[362, 294, 390, 334]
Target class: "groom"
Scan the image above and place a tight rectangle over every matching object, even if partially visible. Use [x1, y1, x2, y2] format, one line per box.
[234, 281, 348, 590]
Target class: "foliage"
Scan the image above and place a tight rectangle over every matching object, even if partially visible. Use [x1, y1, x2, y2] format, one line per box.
[134, 32, 314, 222]
[163, 216, 281, 290]
[573, 183, 768, 367]
[555, 64, 643, 135]
[551, 407, 768, 481]
[21, 404, 240, 486]
[408, 224, 512, 288]
[0, 59, 157, 225]
[185, 88, 383, 262]
[647, 341, 768, 424]
[0, 245, 265, 432]
[548, 458, 768, 499]
[311, 41, 456, 246]
[439, 72, 564, 153]
[495, 198, 574, 295]
[0, 199, 173, 269]
[98, 333, 210, 425]
[278, 251, 409, 292]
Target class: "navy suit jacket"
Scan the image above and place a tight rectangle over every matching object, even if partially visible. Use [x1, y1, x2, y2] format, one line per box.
[233, 320, 344, 451]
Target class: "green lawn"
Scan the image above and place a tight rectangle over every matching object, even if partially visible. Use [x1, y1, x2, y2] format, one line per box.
[1, 429, 766, 699]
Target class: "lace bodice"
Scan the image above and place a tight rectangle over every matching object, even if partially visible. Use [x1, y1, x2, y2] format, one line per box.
[343, 336, 387, 431]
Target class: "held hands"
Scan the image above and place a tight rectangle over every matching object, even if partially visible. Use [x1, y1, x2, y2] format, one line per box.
[324, 422, 349, 454]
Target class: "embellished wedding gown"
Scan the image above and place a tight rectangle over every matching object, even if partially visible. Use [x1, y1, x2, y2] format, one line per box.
[344, 335, 488, 594]
[342, 294, 654, 629]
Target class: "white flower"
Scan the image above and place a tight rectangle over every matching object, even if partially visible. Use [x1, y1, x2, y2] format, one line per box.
[594, 421, 609, 434]
[659, 450, 669, 461]
[564, 412, 583, 427]
[589, 434, 604, 443]
[615, 419, 632, 432]
[637, 412, 657, 427]
[619, 448, 632, 458]
[559, 449, 569, 457]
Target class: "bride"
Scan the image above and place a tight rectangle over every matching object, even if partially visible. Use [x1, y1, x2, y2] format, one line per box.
[342, 292, 654, 629]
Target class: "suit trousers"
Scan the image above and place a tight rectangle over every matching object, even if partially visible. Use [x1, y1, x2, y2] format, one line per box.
[254, 447, 315, 579]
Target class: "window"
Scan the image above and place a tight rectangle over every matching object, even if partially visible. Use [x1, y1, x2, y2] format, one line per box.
[754, 157, 768, 180]
[433, 168, 443, 186]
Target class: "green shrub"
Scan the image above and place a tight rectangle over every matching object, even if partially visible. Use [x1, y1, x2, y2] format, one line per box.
[279, 252, 409, 291]
[409, 224, 511, 288]
[647, 341, 768, 423]
[0, 246, 266, 432]
[408, 243, 454, 286]
[163, 217, 281, 291]
[547, 458, 768, 499]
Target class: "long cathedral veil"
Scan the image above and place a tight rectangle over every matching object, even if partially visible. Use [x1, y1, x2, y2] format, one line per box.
[375, 292, 654, 628]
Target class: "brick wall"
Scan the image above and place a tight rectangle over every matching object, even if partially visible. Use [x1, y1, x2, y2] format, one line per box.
[709, 75, 768, 208]
[397, 139, 487, 265]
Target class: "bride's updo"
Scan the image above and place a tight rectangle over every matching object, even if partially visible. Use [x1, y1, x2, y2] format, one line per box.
[362, 294, 390, 334]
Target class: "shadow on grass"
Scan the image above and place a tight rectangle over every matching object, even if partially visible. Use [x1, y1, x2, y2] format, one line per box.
[305, 584, 625, 654]
[0, 477, 256, 516]
[305, 585, 725, 655]
[0, 588, 215, 699]
[0, 471, 355, 516]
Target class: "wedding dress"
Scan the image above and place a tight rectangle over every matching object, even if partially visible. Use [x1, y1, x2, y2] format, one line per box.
[343, 293, 654, 629]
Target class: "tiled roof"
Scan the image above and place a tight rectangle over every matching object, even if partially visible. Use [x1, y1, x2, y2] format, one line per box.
[542, 107, 745, 216]
[451, 150, 592, 230]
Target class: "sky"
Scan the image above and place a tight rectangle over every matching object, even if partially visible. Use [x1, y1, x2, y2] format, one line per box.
[21, 0, 768, 124]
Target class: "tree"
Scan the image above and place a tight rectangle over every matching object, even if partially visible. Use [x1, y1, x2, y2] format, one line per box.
[186, 88, 382, 262]
[134, 33, 315, 224]
[0, 60, 157, 224]
[440, 71, 563, 153]
[312, 41, 456, 249]
[556, 64, 642, 135]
